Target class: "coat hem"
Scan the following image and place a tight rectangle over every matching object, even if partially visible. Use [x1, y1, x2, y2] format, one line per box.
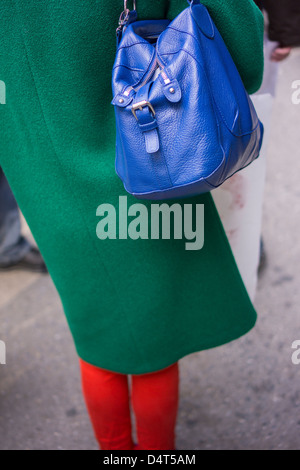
[76, 316, 257, 375]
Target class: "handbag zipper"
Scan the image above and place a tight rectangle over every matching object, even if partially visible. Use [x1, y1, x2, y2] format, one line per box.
[133, 55, 159, 92]
[157, 56, 171, 85]
[123, 53, 171, 96]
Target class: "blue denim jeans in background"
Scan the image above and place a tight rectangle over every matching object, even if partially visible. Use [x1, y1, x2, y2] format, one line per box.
[0, 168, 31, 266]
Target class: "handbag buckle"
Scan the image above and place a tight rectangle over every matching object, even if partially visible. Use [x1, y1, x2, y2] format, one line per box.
[131, 100, 156, 121]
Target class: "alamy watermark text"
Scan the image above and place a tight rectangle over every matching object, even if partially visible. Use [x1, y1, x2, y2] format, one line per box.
[0, 340, 6, 365]
[96, 196, 204, 251]
[0, 80, 6, 105]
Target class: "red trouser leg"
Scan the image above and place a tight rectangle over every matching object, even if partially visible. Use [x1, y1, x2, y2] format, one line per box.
[131, 362, 179, 450]
[79, 359, 134, 450]
[79, 359, 180, 451]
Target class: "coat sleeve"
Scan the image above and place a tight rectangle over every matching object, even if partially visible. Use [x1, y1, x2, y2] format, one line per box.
[262, 0, 300, 47]
[167, 0, 265, 95]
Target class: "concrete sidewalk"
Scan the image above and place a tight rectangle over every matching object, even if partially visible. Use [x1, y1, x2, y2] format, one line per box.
[0, 49, 300, 450]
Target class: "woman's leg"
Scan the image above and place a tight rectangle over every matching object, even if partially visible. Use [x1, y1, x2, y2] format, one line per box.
[79, 359, 134, 450]
[80, 358, 180, 450]
[0, 167, 30, 266]
[131, 362, 180, 450]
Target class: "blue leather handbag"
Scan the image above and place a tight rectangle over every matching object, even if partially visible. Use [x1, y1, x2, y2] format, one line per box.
[111, 0, 264, 200]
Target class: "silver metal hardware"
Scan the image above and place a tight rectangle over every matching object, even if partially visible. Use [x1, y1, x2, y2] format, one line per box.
[131, 100, 155, 121]
[116, 1, 137, 36]
[124, 87, 133, 97]
[169, 87, 175, 94]
[160, 69, 171, 85]
[119, 98, 125, 104]
[133, 61, 159, 92]
[124, 0, 137, 11]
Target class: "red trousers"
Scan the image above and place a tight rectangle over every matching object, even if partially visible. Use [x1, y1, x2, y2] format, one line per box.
[79, 359, 180, 450]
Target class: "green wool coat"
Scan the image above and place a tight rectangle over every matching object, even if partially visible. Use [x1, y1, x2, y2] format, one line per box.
[0, 0, 264, 374]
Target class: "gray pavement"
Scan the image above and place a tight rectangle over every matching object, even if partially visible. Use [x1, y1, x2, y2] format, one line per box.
[0, 49, 300, 450]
